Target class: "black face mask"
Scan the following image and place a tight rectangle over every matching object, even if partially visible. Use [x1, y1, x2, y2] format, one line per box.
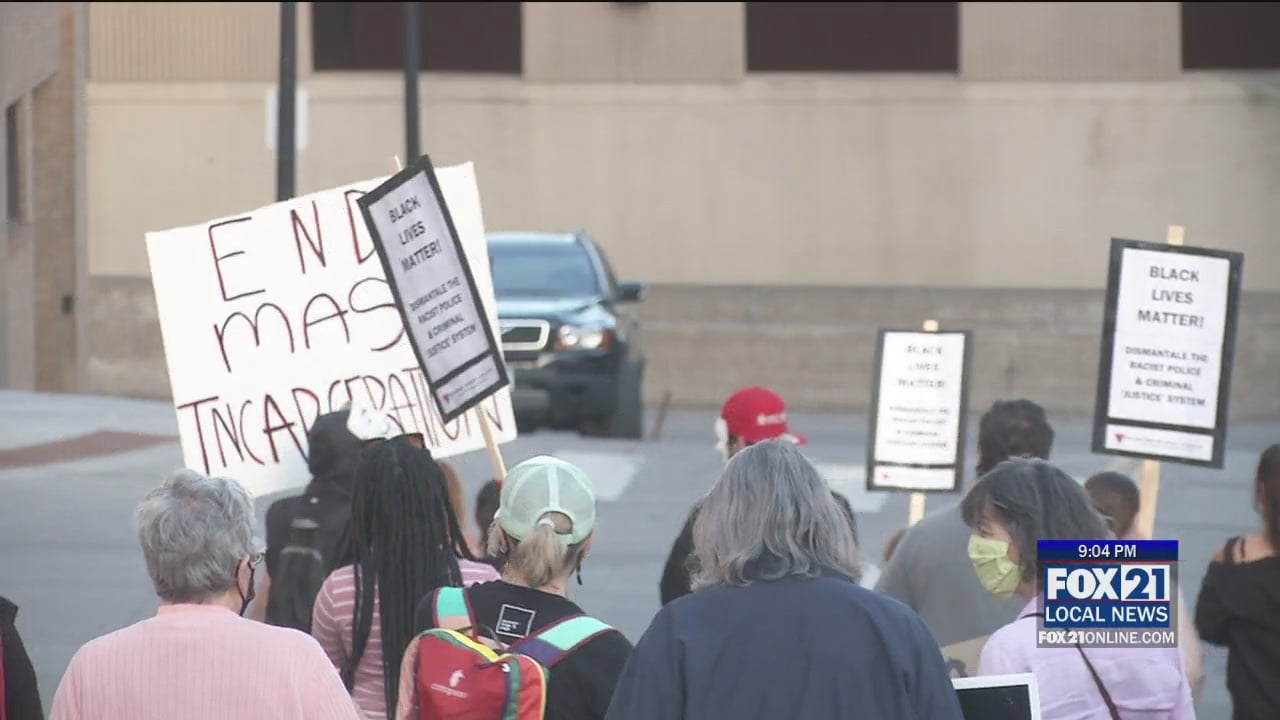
[237, 556, 259, 617]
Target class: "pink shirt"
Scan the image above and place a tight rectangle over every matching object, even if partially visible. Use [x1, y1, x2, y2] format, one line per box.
[50, 603, 359, 720]
[312, 561, 499, 720]
[979, 598, 1194, 720]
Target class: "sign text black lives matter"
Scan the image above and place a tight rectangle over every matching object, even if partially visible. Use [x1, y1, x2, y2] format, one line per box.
[1092, 238, 1244, 468]
[358, 156, 509, 423]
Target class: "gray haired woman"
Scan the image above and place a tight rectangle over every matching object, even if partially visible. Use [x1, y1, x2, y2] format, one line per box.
[606, 441, 963, 720]
[49, 469, 359, 720]
[964, 458, 1193, 719]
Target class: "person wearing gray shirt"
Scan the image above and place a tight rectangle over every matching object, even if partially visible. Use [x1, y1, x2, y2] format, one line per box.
[875, 400, 1055, 661]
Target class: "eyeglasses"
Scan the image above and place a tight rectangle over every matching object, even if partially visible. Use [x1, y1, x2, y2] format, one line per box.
[360, 433, 425, 452]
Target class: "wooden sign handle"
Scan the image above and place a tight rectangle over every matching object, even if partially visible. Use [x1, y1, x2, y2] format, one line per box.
[1135, 225, 1184, 539]
[906, 319, 941, 526]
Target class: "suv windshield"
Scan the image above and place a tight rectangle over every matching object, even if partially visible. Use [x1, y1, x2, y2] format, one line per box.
[488, 241, 601, 298]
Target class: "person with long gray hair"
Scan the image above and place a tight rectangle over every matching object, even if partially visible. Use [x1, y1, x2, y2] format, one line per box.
[49, 470, 359, 720]
[607, 441, 963, 720]
[965, 458, 1193, 719]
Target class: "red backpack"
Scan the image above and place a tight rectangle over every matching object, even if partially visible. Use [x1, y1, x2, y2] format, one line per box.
[396, 586, 612, 720]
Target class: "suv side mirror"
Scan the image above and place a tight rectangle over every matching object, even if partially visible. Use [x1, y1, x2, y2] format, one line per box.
[617, 281, 647, 304]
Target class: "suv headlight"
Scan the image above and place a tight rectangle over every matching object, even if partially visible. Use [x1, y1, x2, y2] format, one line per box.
[556, 324, 611, 350]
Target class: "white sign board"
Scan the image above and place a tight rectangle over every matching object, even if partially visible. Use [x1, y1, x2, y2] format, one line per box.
[867, 329, 971, 492]
[145, 163, 517, 497]
[952, 673, 1041, 720]
[358, 156, 508, 422]
[1092, 239, 1243, 468]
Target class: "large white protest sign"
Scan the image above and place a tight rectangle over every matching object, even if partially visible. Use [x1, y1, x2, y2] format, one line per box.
[358, 156, 508, 423]
[1092, 238, 1243, 468]
[145, 163, 516, 497]
[867, 329, 971, 492]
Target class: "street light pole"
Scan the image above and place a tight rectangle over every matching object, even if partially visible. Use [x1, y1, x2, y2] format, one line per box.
[276, 0, 297, 201]
[403, 1, 421, 164]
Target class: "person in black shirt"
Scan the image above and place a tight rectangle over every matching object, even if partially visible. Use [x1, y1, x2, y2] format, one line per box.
[1196, 444, 1280, 720]
[659, 386, 860, 605]
[413, 456, 631, 720]
[1, 595, 43, 720]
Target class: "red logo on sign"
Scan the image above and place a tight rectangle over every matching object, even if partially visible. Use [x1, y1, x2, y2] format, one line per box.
[1115, 433, 1125, 443]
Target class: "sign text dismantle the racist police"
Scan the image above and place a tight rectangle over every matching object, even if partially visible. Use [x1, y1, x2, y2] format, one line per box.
[1092, 239, 1243, 468]
[358, 156, 508, 423]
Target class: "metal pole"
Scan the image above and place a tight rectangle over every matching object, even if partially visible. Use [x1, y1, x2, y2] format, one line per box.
[403, 1, 421, 164]
[276, 1, 297, 201]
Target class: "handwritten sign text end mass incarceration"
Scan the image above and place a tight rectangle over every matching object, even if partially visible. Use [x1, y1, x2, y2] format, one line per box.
[145, 162, 516, 497]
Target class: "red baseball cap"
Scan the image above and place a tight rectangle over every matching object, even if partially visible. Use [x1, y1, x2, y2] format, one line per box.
[719, 386, 806, 445]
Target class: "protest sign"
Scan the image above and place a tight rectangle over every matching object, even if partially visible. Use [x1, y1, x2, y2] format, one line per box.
[145, 162, 516, 497]
[357, 155, 508, 424]
[952, 674, 1041, 720]
[1092, 236, 1244, 468]
[866, 326, 972, 495]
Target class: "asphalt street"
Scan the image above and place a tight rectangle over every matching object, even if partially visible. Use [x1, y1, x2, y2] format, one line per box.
[1, 390, 1273, 716]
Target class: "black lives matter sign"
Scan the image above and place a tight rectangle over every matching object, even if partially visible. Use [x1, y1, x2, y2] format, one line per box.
[1093, 238, 1244, 468]
[358, 156, 508, 423]
[867, 329, 972, 493]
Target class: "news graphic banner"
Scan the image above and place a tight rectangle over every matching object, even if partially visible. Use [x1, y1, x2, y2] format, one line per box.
[145, 163, 517, 497]
[1037, 540, 1178, 650]
[1092, 238, 1244, 468]
[866, 329, 972, 492]
[357, 156, 509, 423]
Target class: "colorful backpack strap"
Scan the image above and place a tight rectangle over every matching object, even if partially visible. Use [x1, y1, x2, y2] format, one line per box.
[432, 586, 474, 631]
[513, 615, 614, 668]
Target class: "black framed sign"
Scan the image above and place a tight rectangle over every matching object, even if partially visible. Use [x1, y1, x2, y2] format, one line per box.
[866, 328, 972, 493]
[357, 155, 509, 424]
[1091, 238, 1244, 469]
[953, 674, 1042, 720]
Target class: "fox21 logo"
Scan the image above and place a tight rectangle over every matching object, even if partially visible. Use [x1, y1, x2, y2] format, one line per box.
[1045, 565, 1172, 602]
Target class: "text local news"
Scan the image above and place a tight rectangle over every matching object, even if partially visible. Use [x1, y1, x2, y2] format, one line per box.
[1037, 540, 1179, 649]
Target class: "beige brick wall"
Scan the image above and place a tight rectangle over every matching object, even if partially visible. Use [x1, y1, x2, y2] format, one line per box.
[32, 2, 87, 392]
[85, 277, 1280, 420]
[961, 2, 1181, 81]
[1, 1, 64, 391]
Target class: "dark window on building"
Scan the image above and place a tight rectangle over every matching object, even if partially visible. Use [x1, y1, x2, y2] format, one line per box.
[6, 102, 20, 222]
[312, 2, 522, 73]
[1183, 3, 1280, 70]
[746, 2, 958, 73]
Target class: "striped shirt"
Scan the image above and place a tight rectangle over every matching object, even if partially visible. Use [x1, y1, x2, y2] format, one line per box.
[312, 561, 499, 720]
[50, 603, 360, 720]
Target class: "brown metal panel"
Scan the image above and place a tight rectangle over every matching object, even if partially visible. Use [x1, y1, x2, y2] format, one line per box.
[312, 2, 522, 73]
[745, 2, 958, 72]
[1183, 3, 1280, 70]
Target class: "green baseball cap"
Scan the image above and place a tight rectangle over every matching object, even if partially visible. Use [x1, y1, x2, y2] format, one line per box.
[498, 455, 596, 546]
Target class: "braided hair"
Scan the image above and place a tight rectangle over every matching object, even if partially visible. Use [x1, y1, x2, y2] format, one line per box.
[343, 436, 474, 714]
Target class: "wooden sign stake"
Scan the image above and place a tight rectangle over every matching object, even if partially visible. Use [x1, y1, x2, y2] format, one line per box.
[907, 318, 941, 526]
[1135, 225, 1184, 539]
[389, 154, 508, 484]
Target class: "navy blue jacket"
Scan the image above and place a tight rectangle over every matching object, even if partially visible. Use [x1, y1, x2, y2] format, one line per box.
[607, 572, 963, 720]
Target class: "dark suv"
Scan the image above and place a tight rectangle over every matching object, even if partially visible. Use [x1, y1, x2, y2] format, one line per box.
[487, 231, 647, 439]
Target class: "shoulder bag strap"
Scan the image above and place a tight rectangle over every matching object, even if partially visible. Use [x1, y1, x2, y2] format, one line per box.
[1073, 644, 1122, 720]
[512, 615, 615, 668]
[1025, 612, 1120, 720]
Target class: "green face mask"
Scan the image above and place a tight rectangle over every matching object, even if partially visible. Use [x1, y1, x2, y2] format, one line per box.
[968, 534, 1021, 599]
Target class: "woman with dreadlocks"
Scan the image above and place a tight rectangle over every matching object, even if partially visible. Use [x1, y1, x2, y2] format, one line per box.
[311, 436, 499, 720]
